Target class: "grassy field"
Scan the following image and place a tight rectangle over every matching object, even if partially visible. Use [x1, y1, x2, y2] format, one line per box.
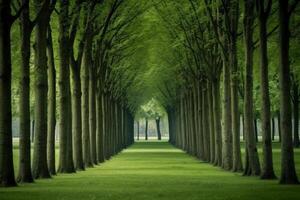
[1, 141, 300, 200]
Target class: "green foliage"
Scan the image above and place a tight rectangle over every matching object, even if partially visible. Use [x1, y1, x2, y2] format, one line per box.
[136, 98, 166, 120]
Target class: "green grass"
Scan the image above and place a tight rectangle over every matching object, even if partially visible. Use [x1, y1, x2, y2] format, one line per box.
[1, 141, 300, 200]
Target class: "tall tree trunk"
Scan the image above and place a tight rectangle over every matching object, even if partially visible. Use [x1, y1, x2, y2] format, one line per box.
[208, 81, 215, 163]
[213, 78, 222, 166]
[156, 117, 161, 140]
[257, 0, 276, 179]
[278, 0, 299, 184]
[89, 65, 97, 165]
[0, 0, 17, 187]
[57, 0, 75, 173]
[82, 40, 93, 168]
[71, 65, 84, 170]
[197, 83, 204, 160]
[231, 34, 243, 172]
[145, 118, 148, 140]
[96, 88, 104, 163]
[17, 0, 34, 183]
[254, 119, 258, 142]
[203, 84, 210, 161]
[243, 0, 260, 176]
[32, 0, 51, 179]
[46, 25, 56, 175]
[137, 120, 140, 140]
[222, 59, 232, 170]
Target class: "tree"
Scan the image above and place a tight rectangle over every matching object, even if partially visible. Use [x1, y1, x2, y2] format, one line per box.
[278, 0, 299, 184]
[57, 0, 75, 173]
[47, 25, 56, 175]
[17, 0, 34, 183]
[243, 0, 261, 176]
[256, 0, 276, 179]
[32, 0, 53, 179]
[0, 0, 19, 187]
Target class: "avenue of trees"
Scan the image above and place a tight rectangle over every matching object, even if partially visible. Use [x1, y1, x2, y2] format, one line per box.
[151, 0, 300, 185]
[0, 0, 143, 187]
[1, 0, 300, 188]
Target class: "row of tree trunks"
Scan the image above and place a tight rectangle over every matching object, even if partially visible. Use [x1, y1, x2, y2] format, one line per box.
[170, 0, 299, 185]
[171, 78, 222, 166]
[0, 0, 135, 188]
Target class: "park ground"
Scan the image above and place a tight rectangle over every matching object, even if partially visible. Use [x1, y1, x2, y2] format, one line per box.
[0, 141, 300, 200]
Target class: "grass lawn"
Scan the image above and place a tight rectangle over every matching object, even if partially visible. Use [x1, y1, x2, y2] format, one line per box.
[0, 141, 300, 200]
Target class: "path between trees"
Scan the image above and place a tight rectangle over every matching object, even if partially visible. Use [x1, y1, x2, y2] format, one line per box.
[0, 141, 299, 200]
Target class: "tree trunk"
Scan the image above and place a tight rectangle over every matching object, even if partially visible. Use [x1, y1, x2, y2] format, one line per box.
[0, 0, 17, 187]
[202, 84, 210, 162]
[231, 29, 243, 173]
[145, 118, 148, 140]
[254, 119, 258, 142]
[212, 78, 222, 166]
[137, 121, 140, 140]
[46, 25, 56, 175]
[32, 0, 51, 179]
[278, 0, 299, 184]
[257, 0, 276, 179]
[243, 0, 260, 176]
[57, 0, 75, 173]
[89, 65, 97, 165]
[208, 81, 215, 163]
[17, 0, 34, 183]
[156, 117, 161, 140]
[82, 39, 93, 168]
[222, 59, 232, 170]
[71, 64, 84, 170]
[96, 88, 104, 163]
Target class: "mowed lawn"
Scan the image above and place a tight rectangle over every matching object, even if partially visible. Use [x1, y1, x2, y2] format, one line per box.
[1, 141, 300, 200]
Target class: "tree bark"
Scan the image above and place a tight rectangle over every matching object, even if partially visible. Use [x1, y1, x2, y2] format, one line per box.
[89, 65, 97, 165]
[156, 117, 162, 140]
[17, 0, 34, 183]
[212, 78, 222, 166]
[137, 120, 140, 140]
[57, 0, 75, 173]
[71, 65, 84, 170]
[32, 0, 51, 179]
[0, 0, 17, 187]
[222, 59, 232, 170]
[208, 81, 215, 163]
[46, 25, 56, 175]
[278, 0, 299, 184]
[229, 0, 243, 173]
[82, 38, 93, 168]
[145, 118, 148, 140]
[257, 0, 276, 179]
[243, 0, 260, 176]
[96, 88, 105, 163]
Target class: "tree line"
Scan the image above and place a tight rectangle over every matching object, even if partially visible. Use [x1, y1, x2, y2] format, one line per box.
[0, 0, 142, 187]
[153, 0, 300, 185]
